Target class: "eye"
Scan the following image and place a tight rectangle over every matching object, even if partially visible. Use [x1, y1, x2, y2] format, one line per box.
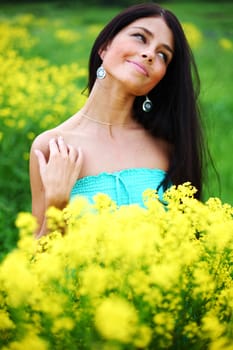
[132, 33, 146, 43]
[158, 52, 168, 63]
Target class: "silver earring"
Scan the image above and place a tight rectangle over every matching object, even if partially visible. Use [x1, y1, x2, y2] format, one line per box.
[142, 96, 153, 112]
[96, 65, 106, 79]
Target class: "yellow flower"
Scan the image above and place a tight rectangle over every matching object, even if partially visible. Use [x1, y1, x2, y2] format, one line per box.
[79, 265, 110, 298]
[184, 322, 200, 340]
[15, 212, 38, 237]
[209, 337, 233, 350]
[153, 312, 174, 347]
[15, 14, 36, 26]
[219, 38, 233, 51]
[0, 184, 232, 347]
[94, 296, 138, 343]
[0, 251, 38, 307]
[46, 206, 66, 233]
[0, 310, 15, 330]
[133, 325, 152, 348]
[3, 332, 48, 350]
[202, 313, 226, 339]
[0, 23, 36, 52]
[153, 312, 175, 332]
[27, 131, 35, 140]
[87, 24, 104, 36]
[52, 316, 74, 333]
[55, 29, 81, 44]
[23, 152, 29, 161]
[93, 193, 117, 213]
[182, 22, 203, 49]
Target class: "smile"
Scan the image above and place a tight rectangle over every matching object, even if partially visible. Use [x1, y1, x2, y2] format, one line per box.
[126, 60, 149, 77]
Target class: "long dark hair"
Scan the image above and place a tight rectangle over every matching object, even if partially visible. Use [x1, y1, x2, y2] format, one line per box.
[88, 3, 206, 199]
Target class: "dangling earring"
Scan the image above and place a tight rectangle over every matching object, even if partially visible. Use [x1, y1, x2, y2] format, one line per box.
[142, 96, 153, 112]
[96, 65, 106, 79]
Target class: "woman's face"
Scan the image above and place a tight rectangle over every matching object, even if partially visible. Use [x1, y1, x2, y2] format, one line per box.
[100, 16, 174, 96]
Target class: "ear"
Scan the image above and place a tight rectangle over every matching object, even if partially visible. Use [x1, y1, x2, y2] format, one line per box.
[98, 48, 106, 60]
[98, 42, 111, 60]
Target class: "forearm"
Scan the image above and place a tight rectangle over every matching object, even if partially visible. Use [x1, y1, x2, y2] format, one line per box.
[35, 218, 47, 239]
[45, 193, 69, 211]
[31, 136, 83, 239]
[35, 196, 69, 239]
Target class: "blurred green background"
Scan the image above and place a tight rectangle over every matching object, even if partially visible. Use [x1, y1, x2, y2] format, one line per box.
[0, 0, 232, 258]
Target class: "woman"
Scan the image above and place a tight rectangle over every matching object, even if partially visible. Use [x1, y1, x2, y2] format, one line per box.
[30, 3, 205, 238]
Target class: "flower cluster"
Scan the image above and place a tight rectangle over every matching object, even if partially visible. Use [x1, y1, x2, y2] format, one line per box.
[0, 18, 87, 135]
[0, 184, 232, 349]
[0, 17, 88, 171]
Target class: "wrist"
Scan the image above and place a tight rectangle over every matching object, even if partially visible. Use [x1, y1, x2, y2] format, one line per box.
[45, 194, 69, 210]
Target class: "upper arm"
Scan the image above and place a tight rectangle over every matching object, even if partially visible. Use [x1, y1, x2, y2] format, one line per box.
[29, 132, 51, 233]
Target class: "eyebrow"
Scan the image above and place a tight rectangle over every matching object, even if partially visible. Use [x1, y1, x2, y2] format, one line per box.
[131, 26, 174, 55]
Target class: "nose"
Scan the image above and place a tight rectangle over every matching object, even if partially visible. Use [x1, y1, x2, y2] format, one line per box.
[141, 51, 154, 63]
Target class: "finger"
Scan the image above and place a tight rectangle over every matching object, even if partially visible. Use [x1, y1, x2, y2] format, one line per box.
[57, 136, 68, 157]
[49, 138, 59, 157]
[34, 149, 46, 175]
[67, 144, 78, 162]
[76, 147, 84, 168]
[73, 147, 84, 178]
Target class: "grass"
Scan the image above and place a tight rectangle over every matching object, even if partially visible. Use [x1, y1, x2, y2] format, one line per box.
[0, 1, 232, 258]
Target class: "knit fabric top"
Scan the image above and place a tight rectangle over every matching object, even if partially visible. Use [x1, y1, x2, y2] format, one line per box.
[70, 168, 167, 207]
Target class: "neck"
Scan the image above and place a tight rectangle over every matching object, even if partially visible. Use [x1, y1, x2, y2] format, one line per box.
[82, 80, 135, 125]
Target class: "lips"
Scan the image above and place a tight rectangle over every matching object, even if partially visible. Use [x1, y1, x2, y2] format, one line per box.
[126, 60, 149, 77]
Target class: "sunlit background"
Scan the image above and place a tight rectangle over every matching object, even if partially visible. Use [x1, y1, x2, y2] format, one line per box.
[0, 0, 232, 256]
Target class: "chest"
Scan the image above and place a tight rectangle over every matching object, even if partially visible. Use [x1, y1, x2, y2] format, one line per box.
[63, 128, 169, 177]
[87, 135, 144, 161]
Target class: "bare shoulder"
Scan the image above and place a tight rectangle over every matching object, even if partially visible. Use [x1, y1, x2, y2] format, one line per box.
[31, 129, 57, 152]
[147, 136, 173, 171]
[31, 112, 81, 151]
[30, 127, 67, 162]
[156, 138, 173, 155]
[29, 129, 57, 185]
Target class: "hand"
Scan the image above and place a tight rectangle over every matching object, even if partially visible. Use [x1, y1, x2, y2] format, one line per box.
[35, 136, 83, 208]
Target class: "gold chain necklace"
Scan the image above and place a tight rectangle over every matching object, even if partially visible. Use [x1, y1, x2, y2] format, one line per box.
[80, 112, 132, 126]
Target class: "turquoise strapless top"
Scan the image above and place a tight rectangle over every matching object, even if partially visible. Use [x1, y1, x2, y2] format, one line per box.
[70, 168, 167, 207]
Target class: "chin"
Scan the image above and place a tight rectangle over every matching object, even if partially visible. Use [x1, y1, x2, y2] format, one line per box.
[122, 82, 150, 96]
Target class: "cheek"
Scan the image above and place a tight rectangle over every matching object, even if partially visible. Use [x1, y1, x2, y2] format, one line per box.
[102, 47, 126, 76]
[103, 40, 135, 64]
[102, 49, 121, 68]
[150, 66, 167, 88]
